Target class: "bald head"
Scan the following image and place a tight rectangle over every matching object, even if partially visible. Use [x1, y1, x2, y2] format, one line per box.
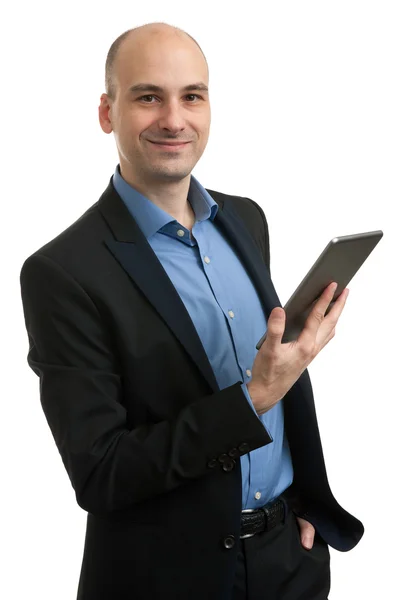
[105, 23, 208, 100]
[99, 22, 211, 190]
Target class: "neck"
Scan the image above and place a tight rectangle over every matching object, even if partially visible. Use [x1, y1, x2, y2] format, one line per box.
[119, 165, 195, 228]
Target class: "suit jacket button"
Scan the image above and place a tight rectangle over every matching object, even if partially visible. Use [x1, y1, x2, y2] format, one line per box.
[207, 459, 218, 468]
[228, 447, 239, 458]
[238, 442, 249, 454]
[223, 535, 235, 549]
[222, 458, 235, 472]
[218, 453, 229, 463]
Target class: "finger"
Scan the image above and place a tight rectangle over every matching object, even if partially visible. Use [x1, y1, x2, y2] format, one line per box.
[315, 288, 350, 349]
[296, 516, 315, 550]
[300, 282, 338, 341]
[324, 287, 349, 325]
[265, 307, 286, 350]
[313, 281, 339, 320]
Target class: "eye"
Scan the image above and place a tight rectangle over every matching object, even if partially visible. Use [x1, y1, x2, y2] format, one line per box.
[139, 95, 157, 103]
[137, 94, 203, 103]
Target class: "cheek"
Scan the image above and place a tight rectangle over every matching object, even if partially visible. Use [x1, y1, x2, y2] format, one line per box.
[198, 122, 211, 144]
[197, 112, 211, 135]
[119, 109, 154, 137]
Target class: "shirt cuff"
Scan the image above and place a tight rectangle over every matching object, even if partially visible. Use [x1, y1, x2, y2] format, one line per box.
[240, 382, 260, 417]
[241, 383, 274, 441]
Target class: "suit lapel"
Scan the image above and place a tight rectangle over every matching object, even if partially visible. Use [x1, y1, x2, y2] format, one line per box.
[98, 179, 280, 393]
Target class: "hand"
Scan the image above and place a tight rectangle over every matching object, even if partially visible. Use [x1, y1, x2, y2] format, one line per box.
[296, 516, 315, 550]
[248, 282, 349, 415]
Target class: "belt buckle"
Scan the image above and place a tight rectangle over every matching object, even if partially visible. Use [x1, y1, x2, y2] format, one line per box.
[240, 508, 256, 539]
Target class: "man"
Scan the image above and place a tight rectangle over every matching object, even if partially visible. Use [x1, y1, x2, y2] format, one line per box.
[19, 22, 364, 600]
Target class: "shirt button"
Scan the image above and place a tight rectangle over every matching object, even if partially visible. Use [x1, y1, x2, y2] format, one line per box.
[246, 369, 252, 377]
[228, 310, 235, 318]
[204, 256, 210, 264]
[177, 229, 185, 237]
[255, 492, 262, 500]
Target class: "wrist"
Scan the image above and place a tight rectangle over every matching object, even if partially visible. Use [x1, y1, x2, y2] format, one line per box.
[247, 382, 269, 415]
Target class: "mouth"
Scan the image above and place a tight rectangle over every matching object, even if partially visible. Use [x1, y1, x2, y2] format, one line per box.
[148, 141, 191, 150]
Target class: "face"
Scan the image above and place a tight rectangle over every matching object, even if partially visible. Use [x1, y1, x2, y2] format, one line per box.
[99, 32, 211, 186]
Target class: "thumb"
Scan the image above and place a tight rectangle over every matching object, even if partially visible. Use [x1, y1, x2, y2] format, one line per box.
[296, 516, 315, 550]
[266, 307, 286, 348]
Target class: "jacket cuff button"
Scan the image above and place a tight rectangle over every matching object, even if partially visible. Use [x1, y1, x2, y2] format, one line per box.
[218, 453, 229, 463]
[238, 442, 249, 453]
[222, 458, 236, 472]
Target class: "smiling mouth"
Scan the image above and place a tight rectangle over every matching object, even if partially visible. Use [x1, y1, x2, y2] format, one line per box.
[148, 140, 190, 153]
[148, 141, 190, 150]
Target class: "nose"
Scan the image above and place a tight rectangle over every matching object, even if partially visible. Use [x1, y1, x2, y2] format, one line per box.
[157, 101, 187, 133]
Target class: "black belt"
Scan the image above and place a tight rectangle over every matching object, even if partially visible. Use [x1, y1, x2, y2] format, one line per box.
[240, 498, 285, 539]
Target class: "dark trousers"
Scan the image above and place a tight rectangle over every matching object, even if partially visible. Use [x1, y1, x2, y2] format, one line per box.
[232, 504, 330, 600]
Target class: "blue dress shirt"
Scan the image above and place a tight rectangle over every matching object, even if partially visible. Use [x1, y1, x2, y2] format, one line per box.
[112, 165, 293, 509]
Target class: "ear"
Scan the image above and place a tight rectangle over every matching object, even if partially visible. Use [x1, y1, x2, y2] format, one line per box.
[99, 94, 114, 134]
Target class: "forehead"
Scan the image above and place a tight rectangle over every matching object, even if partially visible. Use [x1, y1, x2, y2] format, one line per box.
[115, 34, 208, 92]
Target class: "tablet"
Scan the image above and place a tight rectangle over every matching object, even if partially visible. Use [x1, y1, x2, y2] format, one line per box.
[256, 230, 383, 349]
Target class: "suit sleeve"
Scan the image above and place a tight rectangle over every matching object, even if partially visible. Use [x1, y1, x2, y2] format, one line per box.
[246, 197, 314, 515]
[20, 253, 272, 516]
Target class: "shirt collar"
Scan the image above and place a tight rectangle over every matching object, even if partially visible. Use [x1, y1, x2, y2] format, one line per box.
[112, 164, 218, 240]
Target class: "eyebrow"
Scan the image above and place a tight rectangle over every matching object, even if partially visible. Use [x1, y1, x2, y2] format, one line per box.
[128, 82, 209, 95]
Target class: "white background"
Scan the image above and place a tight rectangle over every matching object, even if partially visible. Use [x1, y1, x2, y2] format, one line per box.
[3, 1, 406, 598]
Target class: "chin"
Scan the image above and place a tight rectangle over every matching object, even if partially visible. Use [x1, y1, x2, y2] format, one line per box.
[149, 161, 195, 177]
[156, 170, 192, 181]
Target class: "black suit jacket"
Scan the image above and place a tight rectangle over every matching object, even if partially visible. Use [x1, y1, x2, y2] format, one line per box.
[20, 177, 364, 600]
